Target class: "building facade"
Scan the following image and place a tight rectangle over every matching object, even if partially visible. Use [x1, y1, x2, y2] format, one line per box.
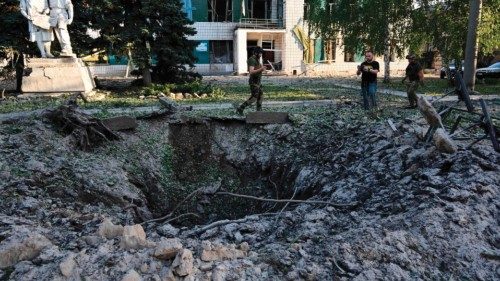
[184, 0, 407, 76]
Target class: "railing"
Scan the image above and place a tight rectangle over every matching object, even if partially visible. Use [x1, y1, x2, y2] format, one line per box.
[237, 18, 283, 29]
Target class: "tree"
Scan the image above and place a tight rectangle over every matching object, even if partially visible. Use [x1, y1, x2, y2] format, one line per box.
[84, 0, 197, 86]
[463, 0, 482, 91]
[307, 0, 416, 82]
[0, 0, 197, 86]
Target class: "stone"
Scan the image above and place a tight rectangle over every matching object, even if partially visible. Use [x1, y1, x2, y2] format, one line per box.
[157, 224, 180, 237]
[172, 249, 194, 277]
[158, 97, 179, 113]
[59, 254, 76, 277]
[175, 93, 184, 100]
[200, 94, 208, 98]
[184, 93, 193, 99]
[21, 58, 94, 94]
[102, 116, 138, 131]
[246, 112, 290, 124]
[120, 224, 148, 250]
[168, 93, 176, 99]
[121, 269, 142, 281]
[200, 241, 247, 262]
[0, 233, 52, 269]
[98, 218, 124, 239]
[160, 268, 176, 281]
[153, 238, 183, 260]
[433, 128, 457, 153]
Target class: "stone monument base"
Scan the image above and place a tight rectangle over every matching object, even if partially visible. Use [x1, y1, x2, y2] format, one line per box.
[21, 58, 95, 94]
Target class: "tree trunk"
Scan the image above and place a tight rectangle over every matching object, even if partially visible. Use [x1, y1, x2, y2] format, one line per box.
[463, 0, 482, 91]
[383, 24, 392, 84]
[142, 68, 152, 86]
[383, 49, 391, 83]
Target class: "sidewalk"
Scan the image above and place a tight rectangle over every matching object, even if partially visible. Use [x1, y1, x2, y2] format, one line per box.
[0, 100, 335, 123]
[326, 83, 500, 102]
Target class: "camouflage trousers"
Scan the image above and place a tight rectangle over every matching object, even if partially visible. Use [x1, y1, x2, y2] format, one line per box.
[239, 84, 263, 111]
[405, 81, 420, 106]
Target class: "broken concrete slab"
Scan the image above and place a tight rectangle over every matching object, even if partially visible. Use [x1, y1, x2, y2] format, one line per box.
[433, 128, 458, 153]
[102, 116, 138, 131]
[246, 112, 290, 124]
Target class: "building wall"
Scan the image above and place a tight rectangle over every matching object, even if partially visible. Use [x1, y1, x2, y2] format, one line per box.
[189, 22, 237, 41]
[282, 0, 305, 75]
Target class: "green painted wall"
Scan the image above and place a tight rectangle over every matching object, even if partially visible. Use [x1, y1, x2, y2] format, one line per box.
[194, 41, 210, 64]
[192, 0, 208, 22]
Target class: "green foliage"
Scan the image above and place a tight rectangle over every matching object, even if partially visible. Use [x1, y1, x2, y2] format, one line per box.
[141, 80, 226, 97]
[306, 0, 500, 63]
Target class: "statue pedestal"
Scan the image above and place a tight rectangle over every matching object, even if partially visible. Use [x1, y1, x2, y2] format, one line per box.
[21, 57, 95, 94]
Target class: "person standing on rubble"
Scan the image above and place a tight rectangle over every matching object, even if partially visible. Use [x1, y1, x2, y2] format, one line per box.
[402, 54, 424, 108]
[237, 47, 266, 115]
[356, 51, 380, 110]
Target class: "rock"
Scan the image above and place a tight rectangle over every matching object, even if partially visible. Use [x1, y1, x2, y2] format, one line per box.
[172, 249, 194, 277]
[157, 224, 180, 237]
[121, 269, 142, 281]
[98, 218, 124, 239]
[433, 128, 457, 153]
[193, 93, 200, 98]
[153, 238, 183, 260]
[200, 94, 208, 98]
[121, 224, 148, 250]
[82, 235, 103, 247]
[174, 93, 183, 100]
[200, 241, 247, 262]
[168, 93, 176, 99]
[158, 97, 179, 113]
[184, 93, 193, 99]
[159, 268, 176, 281]
[59, 254, 76, 277]
[0, 232, 52, 269]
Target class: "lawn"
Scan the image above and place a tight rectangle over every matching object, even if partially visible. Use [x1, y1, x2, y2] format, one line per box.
[377, 76, 500, 96]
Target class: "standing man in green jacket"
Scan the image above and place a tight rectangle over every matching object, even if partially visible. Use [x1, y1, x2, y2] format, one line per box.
[237, 47, 266, 115]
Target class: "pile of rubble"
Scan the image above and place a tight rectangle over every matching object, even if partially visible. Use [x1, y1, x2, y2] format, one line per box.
[0, 108, 498, 280]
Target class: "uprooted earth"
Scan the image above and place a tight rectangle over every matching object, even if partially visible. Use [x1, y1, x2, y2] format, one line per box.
[0, 93, 498, 281]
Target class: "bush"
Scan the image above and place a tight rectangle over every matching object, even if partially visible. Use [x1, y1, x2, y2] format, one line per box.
[141, 80, 225, 98]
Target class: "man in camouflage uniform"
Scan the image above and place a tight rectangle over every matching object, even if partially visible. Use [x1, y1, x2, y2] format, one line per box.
[237, 47, 266, 115]
[402, 54, 424, 108]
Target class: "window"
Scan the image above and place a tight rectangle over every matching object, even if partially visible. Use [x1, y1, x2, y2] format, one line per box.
[208, 0, 232, 22]
[210, 41, 234, 64]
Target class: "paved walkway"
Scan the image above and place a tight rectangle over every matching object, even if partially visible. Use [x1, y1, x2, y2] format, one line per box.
[0, 100, 335, 123]
[1, 82, 497, 123]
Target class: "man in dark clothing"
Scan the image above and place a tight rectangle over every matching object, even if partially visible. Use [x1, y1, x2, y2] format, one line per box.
[402, 54, 424, 108]
[237, 47, 266, 115]
[356, 51, 380, 110]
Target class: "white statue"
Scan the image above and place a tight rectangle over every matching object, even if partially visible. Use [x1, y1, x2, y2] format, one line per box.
[20, 0, 55, 58]
[48, 0, 74, 56]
